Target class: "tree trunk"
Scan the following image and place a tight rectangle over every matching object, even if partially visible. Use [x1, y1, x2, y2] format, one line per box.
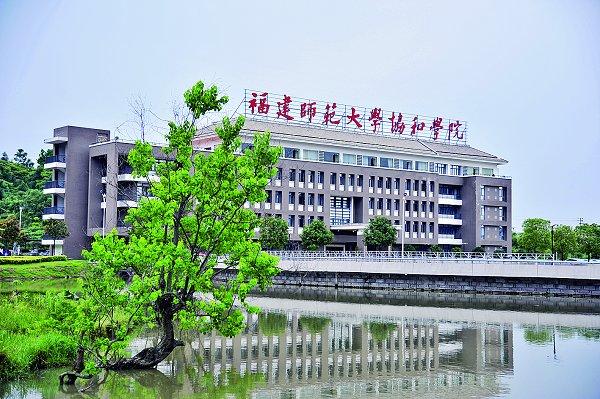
[107, 293, 183, 370]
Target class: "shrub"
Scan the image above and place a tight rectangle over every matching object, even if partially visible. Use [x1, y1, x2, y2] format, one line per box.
[0, 255, 67, 265]
[429, 245, 442, 253]
[451, 246, 463, 253]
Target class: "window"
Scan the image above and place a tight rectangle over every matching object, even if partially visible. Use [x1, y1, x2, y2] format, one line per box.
[308, 170, 315, 183]
[343, 154, 357, 165]
[405, 200, 410, 212]
[499, 187, 505, 201]
[322, 151, 340, 163]
[266, 190, 272, 202]
[275, 191, 282, 204]
[377, 198, 383, 210]
[357, 175, 363, 187]
[480, 226, 485, 239]
[318, 194, 324, 206]
[303, 149, 318, 161]
[429, 222, 434, 234]
[298, 215, 305, 227]
[368, 197, 375, 210]
[380, 157, 393, 168]
[394, 199, 400, 211]
[421, 222, 426, 233]
[430, 163, 447, 174]
[405, 179, 411, 191]
[241, 143, 253, 153]
[363, 155, 377, 167]
[318, 172, 324, 184]
[284, 147, 300, 159]
[385, 178, 392, 190]
[402, 160, 413, 170]
[413, 180, 418, 191]
[450, 165, 461, 176]
[288, 215, 295, 227]
[482, 168, 493, 176]
[394, 178, 400, 190]
[429, 181, 434, 193]
[413, 201, 418, 212]
[349, 174, 355, 186]
[480, 186, 485, 200]
[421, 180, 427, 192]
[298, 169, 305, 183]
[308, 193, 315, 205]
[480, 205, 485, 220]
[298, 193, 305, 205]
[377, 177, 383, 189]
[368, 176, 375, 188]
[275, 168, 282, 180]
[499, 226, 506, 240]
[429, 202, 434, 212]
[330, 172, 337, 185]
[421, 201, 427, 212]
[415, 161, 428, 171]
[413, 222, 418, 233]
[289, 192, 296, 204]
[289, 169, 296, 181]
[405, 221, 410, 233]
[339, 173, 346, 186]
[386, 198, 392, 210]
[330, 196, 351, 226]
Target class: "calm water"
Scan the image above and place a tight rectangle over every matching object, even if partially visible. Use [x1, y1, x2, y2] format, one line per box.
[2, 287, 600, 399]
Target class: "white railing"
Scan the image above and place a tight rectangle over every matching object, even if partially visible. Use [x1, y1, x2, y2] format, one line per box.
[267, 250, 560, 263]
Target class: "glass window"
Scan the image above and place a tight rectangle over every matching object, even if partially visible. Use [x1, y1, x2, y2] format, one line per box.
[450, 165, 461, 176]
[357, 175, 363, 187]
[343, 154, 357, 165]
[330, 173, 337, 185]
[289, 169, 296, 181]
[430, 163, 447, 174]
[322, 151, 340, 163]
[308, 170, 315, 183]
[241, 143, 253, 153]
[349, 174, 355, 186]
[368, 197, 374, 209]
[405, 179, 411, 191]
[318, 194, 324, 206]
[386, 198, 392, 210]
[318, 171, 324, 184]
[289, 192, 295, 204]
[380, 157, 393, 168]
[377, 177, 383, 188]
[275, 168, 282, 180]
[339, 173, 346, 186]
[482, 168, 494, 176]
[385, 178, 392, 190]
[480, 226, 485, 239]
[308, 193, 315, 205]
[415, 161, 428, 171]
[288, 215, 295, 227]
[480, 205, 485, 220]
[480, 186, 485, 200]
[394, 199, 400, 210]
[298, 193, 305, 205]
[363, 155, 377, 167]
[394, 178, 400, 190]
[266, 190, 272, 202]
[330, 196, 351, 226]
[303, 149, 318, 161]
[298, 169, 305, 182]
[275, 191, 282, 203]
[369, 176, 375, 188]
[298, 215, 305, 227]
[284, 147, 300, 159]
[403, 160, 413, 170]
[377, 198, 383, 210]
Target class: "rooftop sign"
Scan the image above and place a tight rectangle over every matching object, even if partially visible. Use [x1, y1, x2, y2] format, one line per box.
[243, 90, 468, 144]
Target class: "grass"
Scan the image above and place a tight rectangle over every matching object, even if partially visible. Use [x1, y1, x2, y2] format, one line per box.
[0, 255, 67, 265]
[0, 260, 87, 281]
[0, 294, 77, 382]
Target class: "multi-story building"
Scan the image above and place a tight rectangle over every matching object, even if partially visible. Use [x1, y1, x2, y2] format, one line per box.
[42, 96, 511, 258]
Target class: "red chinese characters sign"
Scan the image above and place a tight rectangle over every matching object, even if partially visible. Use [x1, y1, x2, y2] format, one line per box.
[244, 90, 467, 143]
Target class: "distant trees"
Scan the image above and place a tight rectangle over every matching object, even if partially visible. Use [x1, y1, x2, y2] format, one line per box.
[429, 244, 442, 253]
[300, 219, 333, 250]
[13, 149, 33, 168]
[553, 225, 577, 260]
[0, 216, 21, 251]
[363, 216, 397, 250]
[259, 217, 289, 250]
[520, 218, 551, 253]
[575, 224, 600, 261]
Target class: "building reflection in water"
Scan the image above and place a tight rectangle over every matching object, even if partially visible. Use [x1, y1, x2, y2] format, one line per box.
[153, 312, 514, 397]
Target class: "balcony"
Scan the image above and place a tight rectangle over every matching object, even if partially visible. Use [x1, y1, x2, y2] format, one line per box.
[44, 155, 66, 170]
[43, 180, 66, 195]
[42, 206, 65, 220]
[438, 234, 463, 246]
[44, 136, 68, 144]
[438, 213, 463, 225]
[438, 194, 462, 206]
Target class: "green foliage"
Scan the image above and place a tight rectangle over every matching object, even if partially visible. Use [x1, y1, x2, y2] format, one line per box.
[451, 246, 463, 253]
[429, 244, 442, 253]
[523, 327, 553, 345]
[403, 244, 417, 252]
[300, 219, 333, 250]
[299, 316, 331, 334]
[575, 223, 600, 261]
[0, 259, 85, 280]
[512, 231, 522, 253]
[363, 217, 397, 250]
[259, 217, 289, 250]
[0, 216, 21, 249]
[520, 218, 551, 253]
[368, 322, 397, 342]
[43, 219, 69, 255]
[13, 149, 33, 168]
[0, 293, 77, 381]
[553, 225, 577, 260]
[258, 312, 288, 336]
[472, 246, 485, 253]
[0, 255, 67, 264]
[76, 80, 282, 371]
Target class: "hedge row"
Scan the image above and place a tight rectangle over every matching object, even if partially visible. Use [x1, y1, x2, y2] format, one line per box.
[0, 255, 68, 265]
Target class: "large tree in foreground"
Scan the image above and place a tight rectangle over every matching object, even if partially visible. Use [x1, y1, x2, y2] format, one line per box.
[62, 81, 281, 383]
[363, 216, 397, 251]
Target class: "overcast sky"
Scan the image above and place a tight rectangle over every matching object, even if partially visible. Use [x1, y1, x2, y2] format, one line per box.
[1, 0, 598, 229]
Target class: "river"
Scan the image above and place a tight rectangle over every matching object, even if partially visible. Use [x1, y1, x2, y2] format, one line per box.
[2, 286, 600, 398]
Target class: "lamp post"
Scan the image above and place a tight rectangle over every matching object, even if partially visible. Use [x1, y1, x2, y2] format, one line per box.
[102, 193, 107, 237]
[551, 224, 557, 260]
[401, 193, 407, 257]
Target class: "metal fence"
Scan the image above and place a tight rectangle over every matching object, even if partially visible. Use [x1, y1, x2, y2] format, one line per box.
[267, 250, 557, 262]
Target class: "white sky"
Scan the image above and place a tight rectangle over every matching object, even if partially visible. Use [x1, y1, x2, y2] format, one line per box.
[0, 0, 598, 229]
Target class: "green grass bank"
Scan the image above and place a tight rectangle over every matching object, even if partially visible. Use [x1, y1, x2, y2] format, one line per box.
[0, 258, 86, 281]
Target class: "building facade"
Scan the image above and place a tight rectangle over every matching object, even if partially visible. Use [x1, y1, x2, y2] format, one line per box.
[43, 117, 511, 258]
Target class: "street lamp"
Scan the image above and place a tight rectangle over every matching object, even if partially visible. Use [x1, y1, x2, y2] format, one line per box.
[401, 193, 407, 257]
[102, 192, 107, 237]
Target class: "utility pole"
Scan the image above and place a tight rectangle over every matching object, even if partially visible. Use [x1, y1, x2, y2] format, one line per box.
[578, 217, 584, 226]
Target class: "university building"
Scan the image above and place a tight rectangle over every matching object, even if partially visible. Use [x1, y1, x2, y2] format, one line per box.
[41, 93, 511, 258]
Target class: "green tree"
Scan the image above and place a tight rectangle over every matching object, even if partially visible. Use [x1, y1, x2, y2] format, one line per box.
[512, 231, 522, 253]
[575, 223, 600, 261]
[300, 219, 333, 250]
[62, 81, 281, 383]
[1, 152, 8, 161]
[429, 244, 442, 253]
[43, 219, 69, 255]
[451, 246, 463, 253]
[0, 216, 21, 251]
[363, 216, 397, 250]
[520, 218, 551, 253]
[472, 246, 485, 253]
[13, 149, 33, 168]
[553, 225, 577, 260]
[259, 217, 289, 250]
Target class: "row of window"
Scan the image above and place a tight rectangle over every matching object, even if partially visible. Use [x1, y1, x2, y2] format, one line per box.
[266, 191, 326, 206]
[480, 185, 506, 202]
[368, 198, 436, 214]
[480, 206, 508, 221]
[281, 146, 496, 176]
[480, 225, 508, 240]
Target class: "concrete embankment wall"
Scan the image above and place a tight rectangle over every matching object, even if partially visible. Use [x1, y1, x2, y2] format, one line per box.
[217, 259, 600, 297]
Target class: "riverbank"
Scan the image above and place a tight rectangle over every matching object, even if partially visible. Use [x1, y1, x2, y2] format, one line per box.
[0, 259, 86, 281]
